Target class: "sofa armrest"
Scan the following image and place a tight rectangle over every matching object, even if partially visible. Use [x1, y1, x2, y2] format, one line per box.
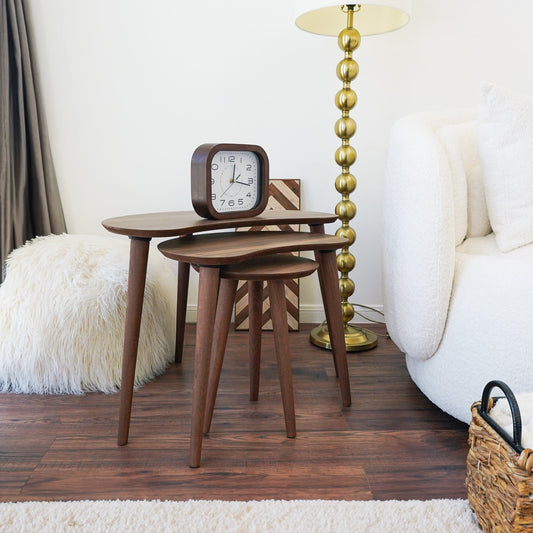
[383, 111, 465, 360]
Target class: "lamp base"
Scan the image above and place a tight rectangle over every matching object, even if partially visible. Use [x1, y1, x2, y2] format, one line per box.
[310, 322, 378, 352]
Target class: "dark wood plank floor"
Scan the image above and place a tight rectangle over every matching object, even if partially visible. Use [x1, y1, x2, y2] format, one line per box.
[0, 323, 469, 502]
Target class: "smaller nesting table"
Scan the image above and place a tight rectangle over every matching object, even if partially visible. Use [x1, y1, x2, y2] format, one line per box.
[159, 230, 350, 466]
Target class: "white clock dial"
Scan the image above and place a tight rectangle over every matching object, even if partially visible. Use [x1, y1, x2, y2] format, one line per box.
[210, 151, 260, 213]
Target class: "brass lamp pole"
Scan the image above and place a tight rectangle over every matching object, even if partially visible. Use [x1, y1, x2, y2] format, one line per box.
[312, 4, 378, 351]
[295, 1, 411, 352]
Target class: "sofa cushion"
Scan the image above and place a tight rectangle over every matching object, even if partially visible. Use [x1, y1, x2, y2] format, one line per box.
[436, 123, 468, 245]
[437, 121, 490, 241]
[466, 163, 491, 238]
[478, 82, 533, 252]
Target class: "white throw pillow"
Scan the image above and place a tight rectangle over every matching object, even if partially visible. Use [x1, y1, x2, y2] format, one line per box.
[478, 82, 533, 252]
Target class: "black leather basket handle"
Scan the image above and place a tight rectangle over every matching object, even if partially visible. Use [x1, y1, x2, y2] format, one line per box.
[477, 380, 524, 453]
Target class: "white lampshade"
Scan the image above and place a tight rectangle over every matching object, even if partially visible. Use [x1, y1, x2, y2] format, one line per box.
[294, 1, 411, 36]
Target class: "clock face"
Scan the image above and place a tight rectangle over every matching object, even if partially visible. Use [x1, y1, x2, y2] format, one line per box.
[210, 150, 260, 214]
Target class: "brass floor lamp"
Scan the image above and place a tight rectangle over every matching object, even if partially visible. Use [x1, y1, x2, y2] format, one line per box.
[294, 1, 411, 351]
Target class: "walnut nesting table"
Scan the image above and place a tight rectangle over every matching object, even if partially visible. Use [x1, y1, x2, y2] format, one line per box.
[102, 210, 350, 467]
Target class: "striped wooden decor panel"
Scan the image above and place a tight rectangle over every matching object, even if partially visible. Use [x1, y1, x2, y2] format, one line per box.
[234, 179, 301, 331]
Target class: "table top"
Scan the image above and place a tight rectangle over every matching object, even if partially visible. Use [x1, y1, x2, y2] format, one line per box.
[158, 231, 348, 265]
[102, 210, 338, 238]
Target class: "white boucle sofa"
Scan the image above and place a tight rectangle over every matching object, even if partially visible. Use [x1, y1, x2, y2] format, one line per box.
[383, 83, 533, 424]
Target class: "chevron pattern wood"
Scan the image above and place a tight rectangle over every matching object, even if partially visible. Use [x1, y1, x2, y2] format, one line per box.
[234, 179, 301, 331]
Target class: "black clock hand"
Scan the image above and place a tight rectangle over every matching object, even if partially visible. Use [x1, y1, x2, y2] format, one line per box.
[234, 176, 250, 186]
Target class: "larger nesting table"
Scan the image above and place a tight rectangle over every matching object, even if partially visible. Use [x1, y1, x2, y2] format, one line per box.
[102, 210, 350, 466]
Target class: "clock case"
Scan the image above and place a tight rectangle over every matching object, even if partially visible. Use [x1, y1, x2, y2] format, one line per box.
[191, 143, 269, 219]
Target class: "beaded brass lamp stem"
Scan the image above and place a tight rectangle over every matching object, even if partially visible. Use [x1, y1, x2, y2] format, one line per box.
[310, 4, 377, 352]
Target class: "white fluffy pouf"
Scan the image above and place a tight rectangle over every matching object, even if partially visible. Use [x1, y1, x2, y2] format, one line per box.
[0, 233, 176, 394]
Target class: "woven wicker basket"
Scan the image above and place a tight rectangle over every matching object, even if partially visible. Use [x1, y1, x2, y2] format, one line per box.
[466, 380, 533, 532]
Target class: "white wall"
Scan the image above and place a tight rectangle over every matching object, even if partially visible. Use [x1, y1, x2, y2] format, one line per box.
[26, 0, 533, 321]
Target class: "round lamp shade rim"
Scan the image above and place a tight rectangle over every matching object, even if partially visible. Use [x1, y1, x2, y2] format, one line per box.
[294, 2, 411, 36]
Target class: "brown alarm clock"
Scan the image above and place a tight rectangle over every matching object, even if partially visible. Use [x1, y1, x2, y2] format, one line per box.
[191, 143, 269, 219]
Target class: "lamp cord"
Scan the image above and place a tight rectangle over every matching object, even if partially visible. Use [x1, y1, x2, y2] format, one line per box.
[351, 303, 389, 338]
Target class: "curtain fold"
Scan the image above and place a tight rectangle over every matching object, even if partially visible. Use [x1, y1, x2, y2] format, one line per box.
[0, 0, 66, 280]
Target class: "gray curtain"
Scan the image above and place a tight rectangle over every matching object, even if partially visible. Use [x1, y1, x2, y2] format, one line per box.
[0, 0, 66, 280]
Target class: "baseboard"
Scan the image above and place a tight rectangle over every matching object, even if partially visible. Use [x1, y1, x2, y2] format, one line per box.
[185, 304, 384, 325]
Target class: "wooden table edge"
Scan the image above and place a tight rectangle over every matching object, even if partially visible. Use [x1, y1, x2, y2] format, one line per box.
[102, 210, 338, 238]
[158, 231, 348, 265]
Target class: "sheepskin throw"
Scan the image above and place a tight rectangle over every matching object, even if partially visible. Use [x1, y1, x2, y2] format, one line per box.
[0, 234, 176, 394]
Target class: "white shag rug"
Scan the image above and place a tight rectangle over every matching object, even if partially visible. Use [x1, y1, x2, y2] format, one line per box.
[0, 234, 176, 394]
[0, 499, 480, 533]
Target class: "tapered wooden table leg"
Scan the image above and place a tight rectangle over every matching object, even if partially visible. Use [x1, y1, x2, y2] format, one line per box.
[317, 250, 351, 407]
[310, 225, 339, 376]
[189, 266, 220, 467]
[175, 262, 190, 364]
[118, 237, 151, 446]
[268, 279, 296, 438]
[203, 278, 238, 434]
[248, 280, 263, 401]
